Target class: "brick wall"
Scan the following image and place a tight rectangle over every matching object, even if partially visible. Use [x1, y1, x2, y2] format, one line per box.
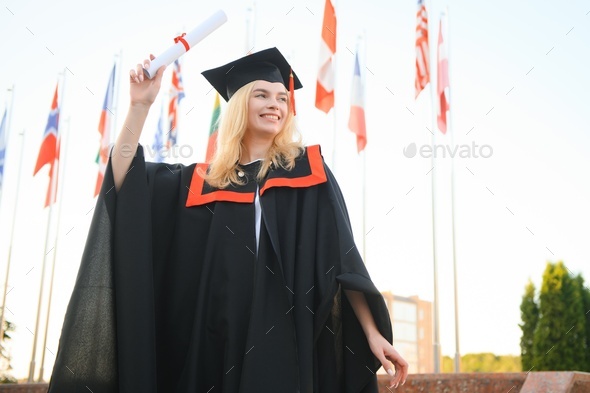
[1, 372, 589, 392]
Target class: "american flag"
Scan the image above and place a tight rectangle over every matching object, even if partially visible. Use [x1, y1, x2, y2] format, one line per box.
[415, 0, 430, 98]
[167, 59, 185, 148]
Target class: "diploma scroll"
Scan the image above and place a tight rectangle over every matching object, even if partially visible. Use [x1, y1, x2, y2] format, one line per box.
[144, 10, 228, 79]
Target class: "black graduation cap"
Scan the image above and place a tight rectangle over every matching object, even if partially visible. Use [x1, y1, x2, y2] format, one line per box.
[201, 47, 303, 102]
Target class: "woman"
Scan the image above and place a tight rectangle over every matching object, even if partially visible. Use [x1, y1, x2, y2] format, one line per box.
[48, 48, 408, 392]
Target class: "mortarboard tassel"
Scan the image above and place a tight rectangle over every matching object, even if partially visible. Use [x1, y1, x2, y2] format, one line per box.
[289, 67, 296, 116]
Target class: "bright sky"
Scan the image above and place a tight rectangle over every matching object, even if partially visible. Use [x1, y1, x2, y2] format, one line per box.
[0, 0, 589, 381]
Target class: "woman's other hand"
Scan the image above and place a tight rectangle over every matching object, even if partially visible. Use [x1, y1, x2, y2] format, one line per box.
[367, 333, 409, 389]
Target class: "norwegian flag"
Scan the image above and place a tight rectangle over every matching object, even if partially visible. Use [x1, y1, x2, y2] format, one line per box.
[167, 59, 185, 148]
[437, 18, 450, 134]
[34, 84, 60, 207]
[315, 0, 337, 113]
[95, 64, 116, 196]
[348, 51, 367, 153]
[415, 0, 430, 98]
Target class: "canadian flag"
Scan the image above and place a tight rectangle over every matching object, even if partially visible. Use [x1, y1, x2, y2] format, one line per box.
[315, 0, 336, 113]
[437, 18, 450, 134]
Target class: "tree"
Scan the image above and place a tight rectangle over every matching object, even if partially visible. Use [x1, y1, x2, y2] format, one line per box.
[519, 279, 538, 371]
[561, 272, 587, 370]
[442, 353, 520, 372]
[0, 319, 16, 383]
[532, 261, 586, 371]
[575, 274, 590, 371]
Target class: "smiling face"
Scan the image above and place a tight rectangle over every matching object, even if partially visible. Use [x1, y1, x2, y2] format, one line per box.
[245, 80, 289, 140]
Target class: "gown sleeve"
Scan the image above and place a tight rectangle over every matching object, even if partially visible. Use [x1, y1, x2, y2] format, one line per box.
[47, 146, 181, 393]
[315, 164, 393, 393]
[47, 147, 124, 393]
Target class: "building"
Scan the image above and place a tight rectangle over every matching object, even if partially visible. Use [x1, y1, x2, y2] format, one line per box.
[380, 292, 434, 374]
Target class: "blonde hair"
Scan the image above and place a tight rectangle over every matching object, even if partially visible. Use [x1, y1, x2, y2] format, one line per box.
[203, 81, 304, 189]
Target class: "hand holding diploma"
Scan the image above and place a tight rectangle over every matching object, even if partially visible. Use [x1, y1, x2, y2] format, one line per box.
[143, 9, 228, 79]
[117, 10, 227, 190]
[115, 55, 165, 191]
[129, 54, 165, 108]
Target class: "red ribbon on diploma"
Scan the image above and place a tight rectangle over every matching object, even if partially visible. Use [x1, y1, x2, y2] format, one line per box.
[174, 33, 190, 52]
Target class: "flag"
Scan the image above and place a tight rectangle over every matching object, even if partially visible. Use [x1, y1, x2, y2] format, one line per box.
[348, 52, 367, 153]
[95, 64, 116, 196]
[152, 101, 166, 163]
[0, 108, 7, 196]
[415, 0, 430, 98]
[34, 84, 60, 207]
[315, 0, 336, 113]
[205, 93, 221, 163]
[167, 59, 185, 148]
[437, 19, 450, 135]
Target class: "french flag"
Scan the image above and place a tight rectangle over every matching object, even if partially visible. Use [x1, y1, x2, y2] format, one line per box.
[152, 101, 166, 163]
[34, 84, 60, 207]
[348, 52, 367, 153]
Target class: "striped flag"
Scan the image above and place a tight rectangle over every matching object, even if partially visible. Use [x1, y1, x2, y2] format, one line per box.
[152, 101, 166, 163]
[95, 64, 116, 196]
[415, 0, 430, 98]
[205, 93, 220, 163]
[0, 108, 6, 197]
[167, 59, 185, 148]
[315, 0, 336, 113]
[34, 84, 60, 207]
[437, 18, 450, 134]
[348, 51, 367, 153]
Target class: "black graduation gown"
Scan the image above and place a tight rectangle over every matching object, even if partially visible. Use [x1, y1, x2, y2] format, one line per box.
[47, 144, 393, 393]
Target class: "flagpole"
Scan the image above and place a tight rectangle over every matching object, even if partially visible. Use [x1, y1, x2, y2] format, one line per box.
[38, 113, 70, 382]
[28, 77, 62, 383]
[331, 88, 337, 172]
[429, 85, 441, 374]
[359, 33, 367, 264]
[445, 7, 461, 373]
[246, 5, 254, 53]
[0, 85, 18, 346]
[330, 0, 338, 172]
[245, 7, 251, 53]
[112, 51, 122, 145]
[0, 129, 23, 346]
[250, 2, 257, 52]
[428, 2, 441, 373]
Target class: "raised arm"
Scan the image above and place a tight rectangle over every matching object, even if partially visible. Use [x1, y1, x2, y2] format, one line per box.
[344, 289, 409, 389]
[111, 55, 165, 192]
